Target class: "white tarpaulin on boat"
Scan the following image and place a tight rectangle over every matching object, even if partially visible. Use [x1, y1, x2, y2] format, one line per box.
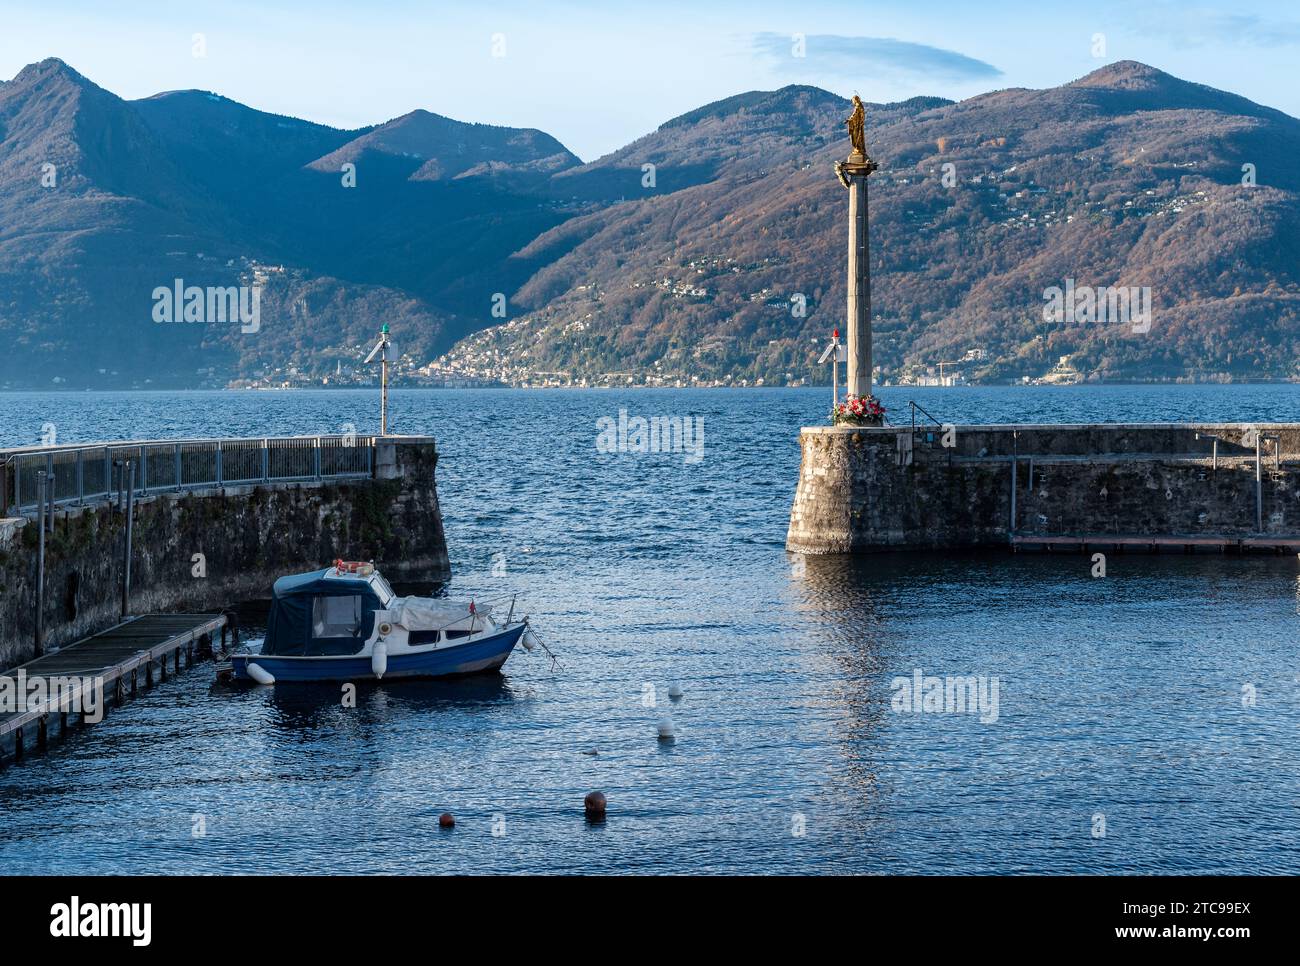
[390, 596, 491, 630]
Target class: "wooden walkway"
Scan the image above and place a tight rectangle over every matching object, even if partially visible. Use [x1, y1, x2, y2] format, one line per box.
[1011, 534, 1300, 553]
[0, 613, 226, 763]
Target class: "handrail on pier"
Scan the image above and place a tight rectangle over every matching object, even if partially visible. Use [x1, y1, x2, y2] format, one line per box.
[1, 435, 375, 517]
[909, 400, 944, 434]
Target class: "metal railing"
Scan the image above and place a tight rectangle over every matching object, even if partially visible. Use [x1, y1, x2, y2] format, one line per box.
[2, 435, 375, 516]
[909, 400, 943, 433]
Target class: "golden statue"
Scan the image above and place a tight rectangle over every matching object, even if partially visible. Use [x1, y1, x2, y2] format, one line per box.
[845, 94, 866, 159]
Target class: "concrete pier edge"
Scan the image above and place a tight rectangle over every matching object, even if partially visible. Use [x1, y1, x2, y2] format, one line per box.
[788, 421, 1300, 554]
[1, 436, 449, 669]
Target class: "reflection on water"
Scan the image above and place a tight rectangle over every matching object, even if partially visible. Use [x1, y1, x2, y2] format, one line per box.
[1, 387, 1299, 873]
[262, 676, 517, 730]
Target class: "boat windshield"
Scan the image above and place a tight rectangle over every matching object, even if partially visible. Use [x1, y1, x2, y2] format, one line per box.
[370, 573, 396, 606]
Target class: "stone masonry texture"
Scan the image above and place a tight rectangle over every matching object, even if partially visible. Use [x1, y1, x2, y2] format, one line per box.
[788, 424, 1300, 554]
[0, 438, 449, 669]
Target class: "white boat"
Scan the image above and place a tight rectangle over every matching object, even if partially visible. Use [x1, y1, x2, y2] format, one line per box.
[229, 561, 536, 684]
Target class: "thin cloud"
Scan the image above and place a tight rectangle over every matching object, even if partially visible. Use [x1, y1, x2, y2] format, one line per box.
[1126, 9, 1300, 48]
[752, 32, 1002, 84]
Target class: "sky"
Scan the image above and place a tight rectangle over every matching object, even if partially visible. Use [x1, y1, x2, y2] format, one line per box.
[2, 0, 1298, 161]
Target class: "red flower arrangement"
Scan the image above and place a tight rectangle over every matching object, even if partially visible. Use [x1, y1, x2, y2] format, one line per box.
[832, 393, 886, 426]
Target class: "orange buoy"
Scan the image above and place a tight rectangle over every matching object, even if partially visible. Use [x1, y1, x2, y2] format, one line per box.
[438, 812, 455, 828]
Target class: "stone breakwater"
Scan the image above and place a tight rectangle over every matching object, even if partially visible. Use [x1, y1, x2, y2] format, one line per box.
[787, 423, 1300, 554]
[0, 437, 448, 669]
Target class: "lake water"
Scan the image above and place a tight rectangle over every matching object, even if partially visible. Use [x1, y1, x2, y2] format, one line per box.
[2, 385, 1299, 874]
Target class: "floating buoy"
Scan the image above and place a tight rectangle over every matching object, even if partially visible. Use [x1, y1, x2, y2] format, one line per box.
[245, 662, 275, 685]
[657, 717, 675, 740]
[584, 791, 606, 817]
[371, 640, 388, 679]
[438, 812, 455, 828]
[522, 628, 539, 652]
[581, 749, 599, 756]
[667, 683, 683, 701]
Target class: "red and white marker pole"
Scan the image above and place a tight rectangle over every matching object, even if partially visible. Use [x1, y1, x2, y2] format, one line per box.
[818, 328, 845, 412]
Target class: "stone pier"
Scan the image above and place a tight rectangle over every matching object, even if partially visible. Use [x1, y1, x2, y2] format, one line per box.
[0, 436, 449, 669]
[787, 423, 1300, 554]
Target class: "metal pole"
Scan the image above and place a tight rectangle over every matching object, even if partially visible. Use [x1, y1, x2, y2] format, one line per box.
[35, 471, 46, 657]
[1009, 432, 1019, 537]
[1255, 434, 1262, 532]
[381, 347, 389, 436]
[121, 460, 135, 619]
[832, 342, 839, 411]
[46, 469, 55, 534]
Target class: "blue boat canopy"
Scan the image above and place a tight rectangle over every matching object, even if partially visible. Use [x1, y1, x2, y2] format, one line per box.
[262, 568, 385, 657]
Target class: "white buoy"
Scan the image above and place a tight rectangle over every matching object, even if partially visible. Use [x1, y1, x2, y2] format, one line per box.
[522, 628, 539, 652]
[657, 717, 675, 740]
[245, 662, 275, 685]
[371, 640, 388, 679]
[667, 683, 683, 701]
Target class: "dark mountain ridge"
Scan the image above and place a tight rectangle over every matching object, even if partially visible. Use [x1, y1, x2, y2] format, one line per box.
[0, 58, 1296, 390]
[0, 58, 579, 386]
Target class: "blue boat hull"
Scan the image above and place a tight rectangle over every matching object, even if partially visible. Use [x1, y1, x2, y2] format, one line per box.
[231, 624, 526, 683]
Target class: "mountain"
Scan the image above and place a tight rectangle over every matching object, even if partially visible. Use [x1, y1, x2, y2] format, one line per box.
[1, 58, 1297, 389]
[308, 109, 579, 183]
[0, 58, 577, 388]
[442, 61, 1300, 386]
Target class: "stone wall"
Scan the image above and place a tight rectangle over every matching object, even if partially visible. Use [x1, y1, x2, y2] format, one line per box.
[0, 437, 449, 669]
[787, 423, 1300, 554]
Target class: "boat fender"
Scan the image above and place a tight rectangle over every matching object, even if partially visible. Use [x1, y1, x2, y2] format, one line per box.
[372, 639, 388, 679]
[245, 662, 275, 686]
[522, 628, 539, 652]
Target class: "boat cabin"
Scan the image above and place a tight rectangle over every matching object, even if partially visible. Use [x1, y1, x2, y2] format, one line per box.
[261, 566, 396, 657]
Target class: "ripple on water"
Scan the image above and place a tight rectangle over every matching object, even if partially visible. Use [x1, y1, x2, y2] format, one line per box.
[1, 387, 1299, 873]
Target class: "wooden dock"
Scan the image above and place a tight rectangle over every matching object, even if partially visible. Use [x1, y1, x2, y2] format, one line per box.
[0, 613, 226, 764]
[1011, 534, 1300, 553]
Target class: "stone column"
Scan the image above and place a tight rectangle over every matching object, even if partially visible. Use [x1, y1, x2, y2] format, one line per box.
[839, 155, 877, 398]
